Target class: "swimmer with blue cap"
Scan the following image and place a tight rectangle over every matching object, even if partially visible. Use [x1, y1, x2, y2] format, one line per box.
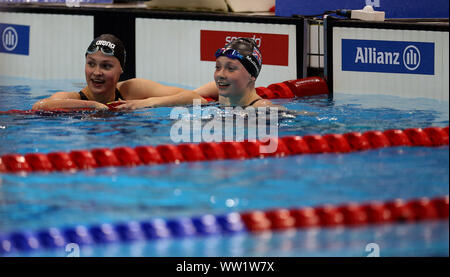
[33, 34, 206, 111]
[195, 37, 282, 108]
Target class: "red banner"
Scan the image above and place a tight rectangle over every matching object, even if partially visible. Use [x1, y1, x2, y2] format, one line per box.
[200, 30, 289, 66]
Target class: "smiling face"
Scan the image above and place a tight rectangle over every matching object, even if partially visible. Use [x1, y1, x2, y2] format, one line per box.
[85, 51, 122, 98]
[214, 56, 255, 98]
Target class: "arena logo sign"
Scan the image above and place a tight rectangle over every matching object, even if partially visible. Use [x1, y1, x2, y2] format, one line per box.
[0, 23, 29, 55]
[200, 30, 289, 66]
[169, 99, 279, 154]
[341, 39, 435, 75]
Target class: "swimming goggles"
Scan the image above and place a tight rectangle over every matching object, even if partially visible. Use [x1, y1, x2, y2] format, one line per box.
[86, 43, 115, 56]
[215, 48, 244, 60]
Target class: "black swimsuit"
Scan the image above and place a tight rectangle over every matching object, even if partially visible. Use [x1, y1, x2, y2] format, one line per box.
[247, 98, 263, 107]
[78, 88, 123, 101]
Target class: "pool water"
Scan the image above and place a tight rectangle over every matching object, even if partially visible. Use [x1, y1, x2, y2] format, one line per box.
[0, 76, 448, 257]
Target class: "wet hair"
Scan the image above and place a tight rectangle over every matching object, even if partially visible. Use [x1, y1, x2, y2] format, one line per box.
[85, 34, 126, 70]
[215, 37, 263, 78]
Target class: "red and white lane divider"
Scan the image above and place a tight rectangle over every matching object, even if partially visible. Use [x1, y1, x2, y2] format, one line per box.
[0, 126, 448, 173]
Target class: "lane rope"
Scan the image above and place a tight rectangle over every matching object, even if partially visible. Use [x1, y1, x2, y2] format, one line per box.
[0, 126, 448, 174]
[1, 195, 447, 255]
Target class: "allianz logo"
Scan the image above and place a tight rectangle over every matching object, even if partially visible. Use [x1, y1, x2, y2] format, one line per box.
[354, 45, 421, 71]
[2, 26, 18, 51]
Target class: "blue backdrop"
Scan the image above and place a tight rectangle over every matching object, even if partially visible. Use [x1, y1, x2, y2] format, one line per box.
[275, 0, 449, 18]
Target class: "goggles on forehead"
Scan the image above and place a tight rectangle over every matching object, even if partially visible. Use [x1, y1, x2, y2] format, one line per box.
[214, 48, 244, 60]
[86, 43, 115, 56]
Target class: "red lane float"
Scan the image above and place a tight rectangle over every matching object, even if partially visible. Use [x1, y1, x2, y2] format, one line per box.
[362, 131, 391, 148]
[134, 146, 163, 165]
[91, 148, 121, 167]
[281, 136, 311, 154]
[256, 76, 329, 100]
[1, 154, 31, 173]
[384, 129, 412, 146]
[70, 150, 98, 169]
[289, 207, 320, 227]
[322, 134, 352, 153]
[423, 127, 449, 146]
[47, 152, 77, 171]
[267, 82, 295, 98]
[265, 209, 296, 230]
[177, 144, 206, 162]
[0, 126, 448, 174]
[156, 145, 184, 164]
[25, 153, 54, 172]
[403, 128, 432, 147]
[241, 195, 449, 233]
[255, 87, 276, 100]
[113, 147, 142, 166]
[283, 77, 329, 97]
[198, 142, 226, 161]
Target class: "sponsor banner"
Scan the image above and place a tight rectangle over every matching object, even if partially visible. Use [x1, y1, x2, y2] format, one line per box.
[341, 39, 435, 75]
[200, 30, 289, 66]
[0, 23, 30, 56]
[276, 0, 449, 18]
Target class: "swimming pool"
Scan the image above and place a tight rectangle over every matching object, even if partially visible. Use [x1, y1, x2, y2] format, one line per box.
[0, 76, 448, 257]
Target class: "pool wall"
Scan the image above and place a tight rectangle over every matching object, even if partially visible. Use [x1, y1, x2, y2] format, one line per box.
[0, 4, 306, 89]
[0, 3, 449, 100]
[0, 12, 93, 79]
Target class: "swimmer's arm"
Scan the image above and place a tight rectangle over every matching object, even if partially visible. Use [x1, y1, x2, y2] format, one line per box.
[113, 91, 207, 110]
[115, 78, 207, 108]
[193, 81, 218, 99]
[31, 92, 108, 110]
[119, 78, 204, 99]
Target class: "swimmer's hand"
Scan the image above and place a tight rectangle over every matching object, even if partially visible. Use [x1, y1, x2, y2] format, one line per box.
[108, 99, 152, 111]
[92, 102, 109, 111]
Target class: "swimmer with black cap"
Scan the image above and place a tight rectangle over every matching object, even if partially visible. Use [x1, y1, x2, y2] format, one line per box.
[32, 34, 206, 111]
[195, 37, 282, 108]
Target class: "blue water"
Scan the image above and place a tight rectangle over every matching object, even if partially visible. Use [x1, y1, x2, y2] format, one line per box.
[0, 76, 449, 257]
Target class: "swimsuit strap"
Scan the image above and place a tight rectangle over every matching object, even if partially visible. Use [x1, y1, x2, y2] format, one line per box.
[247, 98, 263, 107]
[79, 91, 89, 100]
[78, 89, 123, 101]
[114, 88, 123, 101]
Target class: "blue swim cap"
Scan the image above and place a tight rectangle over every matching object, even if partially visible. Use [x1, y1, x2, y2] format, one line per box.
[215, 37, 262, 78]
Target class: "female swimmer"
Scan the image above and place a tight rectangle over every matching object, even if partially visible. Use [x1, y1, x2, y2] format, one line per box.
[32, 34, 206, 111]
[195, 37, 283, 109]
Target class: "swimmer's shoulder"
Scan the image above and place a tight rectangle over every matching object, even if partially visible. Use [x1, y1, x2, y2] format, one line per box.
[48, 91, 83, 100]
[116, 78, 151, 99]
[253, 99, 287, 110]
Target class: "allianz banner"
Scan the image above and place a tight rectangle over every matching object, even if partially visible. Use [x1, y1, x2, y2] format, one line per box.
[341, 39, 435, 75]
[0, 23, 30, 56]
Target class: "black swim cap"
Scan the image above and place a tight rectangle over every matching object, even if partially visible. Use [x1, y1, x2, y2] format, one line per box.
[85, 34, 126, 70]
[215, 37, 263, 78]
